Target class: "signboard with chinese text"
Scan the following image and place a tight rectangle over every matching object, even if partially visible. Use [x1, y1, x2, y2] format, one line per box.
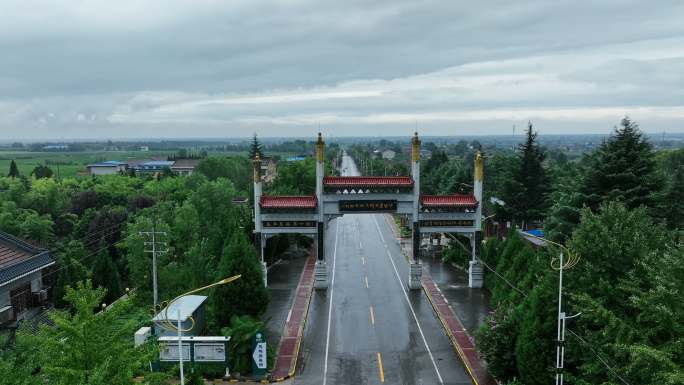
[420, 219, 475, 227]
[263, 220, 316, 228]
[252, 331, 267, 377]
[339, 200, 397, 212]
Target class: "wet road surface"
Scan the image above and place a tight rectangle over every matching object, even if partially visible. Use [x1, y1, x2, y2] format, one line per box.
[295, 155, 473, 385]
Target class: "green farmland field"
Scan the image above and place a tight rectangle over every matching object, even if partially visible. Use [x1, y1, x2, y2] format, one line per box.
[0, 150, 174, 178]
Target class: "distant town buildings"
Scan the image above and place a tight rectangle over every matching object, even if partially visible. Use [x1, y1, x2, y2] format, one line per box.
[85, 159, 200, 176]
[42, 144, 69, 151]
[86, 160, 128, 175]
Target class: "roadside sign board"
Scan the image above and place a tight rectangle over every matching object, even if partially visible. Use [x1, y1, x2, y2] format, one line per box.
[159, 342, 191, 362]
[252, 331, 267, 377]
[194, 343, 226, 362]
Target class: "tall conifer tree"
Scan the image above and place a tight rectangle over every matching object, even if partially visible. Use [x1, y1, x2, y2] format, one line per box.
[499, 122, 550, 227]
[249, 133, 262, 160]
[8, 160, 19, 178]
[581, 117, 659, 210]
[91, 238, 123, 303]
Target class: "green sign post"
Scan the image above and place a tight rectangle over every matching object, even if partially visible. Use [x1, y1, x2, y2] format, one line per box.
[252, 331, 267, 378]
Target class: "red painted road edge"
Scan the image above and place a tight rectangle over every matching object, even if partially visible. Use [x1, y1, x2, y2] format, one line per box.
[271, 251, 316, 381]
[383, 215, 497, 385]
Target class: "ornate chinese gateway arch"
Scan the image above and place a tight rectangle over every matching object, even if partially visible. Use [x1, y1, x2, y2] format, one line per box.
[253, 133, 484, 290]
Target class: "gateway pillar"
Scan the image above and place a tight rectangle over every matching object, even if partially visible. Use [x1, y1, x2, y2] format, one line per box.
[408, 132, 422, 290]
[468, 151, 484, 288]
[253, 153, 267, 287]
[314, 133, 329, 289]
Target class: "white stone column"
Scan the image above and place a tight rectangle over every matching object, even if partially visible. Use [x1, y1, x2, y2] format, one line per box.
[314, 133, 329, 289]
[408, 132, 422, 290]
[253, 154, 267, 287]
[469, 151, 484, 288]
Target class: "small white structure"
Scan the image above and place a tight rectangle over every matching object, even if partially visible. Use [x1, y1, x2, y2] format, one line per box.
[152, 295, 207, 337]
[381, 149, 396, 160]
[134, 326, 151, 347]
[86, 161, 127, 175]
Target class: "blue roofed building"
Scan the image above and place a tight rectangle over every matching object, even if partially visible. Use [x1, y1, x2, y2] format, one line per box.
[86, 160, 128, 175]
[132, 160, 175, 174]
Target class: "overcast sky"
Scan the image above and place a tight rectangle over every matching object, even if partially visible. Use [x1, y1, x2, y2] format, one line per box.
[1, 0, 684, 139]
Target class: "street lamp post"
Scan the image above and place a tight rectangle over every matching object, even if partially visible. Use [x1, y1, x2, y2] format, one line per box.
[522, 232, 581, 385]
[155, 275, 241, 385]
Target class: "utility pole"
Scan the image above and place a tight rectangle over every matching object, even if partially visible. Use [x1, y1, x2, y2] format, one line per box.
[554, 252, 581, 385]
[141, 222, 167, 310]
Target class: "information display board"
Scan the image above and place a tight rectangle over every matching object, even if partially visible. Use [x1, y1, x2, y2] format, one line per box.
[339, 200, 397, 212]
[159, 342, 191, 362]
[194, 343, 227, 362]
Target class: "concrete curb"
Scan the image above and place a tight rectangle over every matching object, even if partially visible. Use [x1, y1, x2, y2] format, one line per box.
[421, 272, 496, 385]
[270, 250, 317, 382]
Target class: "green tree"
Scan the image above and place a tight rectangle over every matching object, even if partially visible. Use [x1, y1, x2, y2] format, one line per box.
[476, 304, 520, 381]
[16, 280, 152, 385]
[8, 160, 19, 178]
[211, 232, 269, 329]
[268, 158, 316, 195]
[91, 239, 123, 303]
[660, 165, 684, 230]
[221, 315, 265, 374]
[249, 133, 262, 160]
[581, 118, 659, 212]
[499, 122, 550, 226]
[30, 165, 53, 179]
[53, 240, 90, 307]
[194, 156, 251, 188]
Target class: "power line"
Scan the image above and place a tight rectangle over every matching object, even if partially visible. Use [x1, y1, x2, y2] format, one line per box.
[451, 242, 633, 385]
[566, 329, 634, 385]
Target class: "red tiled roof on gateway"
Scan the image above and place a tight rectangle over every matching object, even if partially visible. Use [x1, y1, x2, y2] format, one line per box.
[260, 196, 318, 209]
[421, 195, 478, 207]
[323, 176, 413, 187]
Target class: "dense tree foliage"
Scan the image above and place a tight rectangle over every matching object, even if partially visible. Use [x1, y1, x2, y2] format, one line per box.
[478, 203, 684, 385]
[0, 152, 274, 380]
[30, 165, 53, 179]
[498, 122, 550, 226]
[475, 118, 683, 385]
[546, 118, 662, 241]
[266, 158, 316, 195]
[9, 281, 154, 385]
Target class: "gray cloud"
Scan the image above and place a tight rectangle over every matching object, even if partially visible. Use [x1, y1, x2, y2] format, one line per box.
[1, 0, 684, 139]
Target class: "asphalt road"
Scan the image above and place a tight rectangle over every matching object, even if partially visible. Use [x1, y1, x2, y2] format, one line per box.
[295, 155, 472, 385]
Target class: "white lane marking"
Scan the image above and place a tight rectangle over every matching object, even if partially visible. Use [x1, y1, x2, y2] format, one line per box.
[322, 219, 340, 385]
[372, 215, 445, 385]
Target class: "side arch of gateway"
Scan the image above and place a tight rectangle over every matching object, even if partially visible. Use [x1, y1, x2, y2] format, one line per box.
[252, 133, 485, 290]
